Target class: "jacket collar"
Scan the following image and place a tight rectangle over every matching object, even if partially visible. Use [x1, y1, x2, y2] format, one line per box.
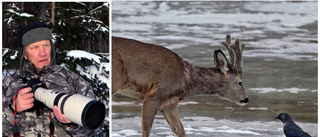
[23, 61, 55, 80]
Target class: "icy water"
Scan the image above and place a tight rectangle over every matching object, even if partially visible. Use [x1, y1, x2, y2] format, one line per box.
[111, 1, 318, 137]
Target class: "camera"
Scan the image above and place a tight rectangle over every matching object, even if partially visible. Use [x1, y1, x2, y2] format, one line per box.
[25, 79, 106, 129]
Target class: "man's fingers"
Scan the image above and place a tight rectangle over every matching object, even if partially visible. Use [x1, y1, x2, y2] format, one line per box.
[62, 115, 71, 123]
[25, 103, 34, 109]
[60, 115, 71, 123]
[18, 87, 32, 95]
[15, 87, 34, 112]
[54, 106, 64, 120]
[23, 98, 34, 104]
[53, 106, 71, 123]
[54, 106, 60, 113]
[19, 93, 34, 101]
[27, 93, 34, 98]
[18, 102, 34, 111]
[53, 106, 61, 118]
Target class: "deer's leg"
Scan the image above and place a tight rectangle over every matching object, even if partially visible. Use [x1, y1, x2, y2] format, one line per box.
[159, 97, 185, 137]
[142, 97, 162, 137]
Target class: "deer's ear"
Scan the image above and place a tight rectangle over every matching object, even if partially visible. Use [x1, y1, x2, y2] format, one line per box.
[214, 49, 229, 75]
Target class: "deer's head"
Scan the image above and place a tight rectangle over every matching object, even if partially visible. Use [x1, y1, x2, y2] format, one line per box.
[214, 35, 248, 105]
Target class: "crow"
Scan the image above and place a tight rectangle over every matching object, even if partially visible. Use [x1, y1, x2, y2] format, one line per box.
[275, 113, 311, 137]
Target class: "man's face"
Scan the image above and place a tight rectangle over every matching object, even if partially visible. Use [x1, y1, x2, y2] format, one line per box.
[24, 40, 51, 72]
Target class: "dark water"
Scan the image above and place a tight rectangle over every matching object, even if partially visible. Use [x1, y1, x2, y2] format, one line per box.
[111, 1, 318, 136]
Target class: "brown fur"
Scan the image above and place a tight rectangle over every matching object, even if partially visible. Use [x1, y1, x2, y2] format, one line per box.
[112, 35, 248, 137]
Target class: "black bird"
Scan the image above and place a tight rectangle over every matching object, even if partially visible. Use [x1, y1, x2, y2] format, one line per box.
[275, 113, 311, 137]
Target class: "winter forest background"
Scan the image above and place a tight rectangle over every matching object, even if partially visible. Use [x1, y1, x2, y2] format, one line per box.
[2, 2, 110, 136]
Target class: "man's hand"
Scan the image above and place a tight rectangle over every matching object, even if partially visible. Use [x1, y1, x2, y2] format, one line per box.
[14, 87, 34, 112]
[53, 106, 71, 124]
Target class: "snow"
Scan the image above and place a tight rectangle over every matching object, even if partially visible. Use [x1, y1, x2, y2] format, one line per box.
[67, 50, 101, 63]
[5, 8, 34, 24]
[198, 126, 261, 135]
[10, 51, 18, 60]
[6, 9, 34, 17]
[112, 116, 318, 136]
[113, 2, 316, 28]
[99, 63, 111, 86]
[6, 16, 13, 24]
[3, 48, 9, 56]
[20, 13, 34, 17]
[249, 87, 310, 94]
[3, 48, 18, 60]
[103, 3, 109, 7]
[248, 107, 269, 111]
[65, 50, 110, 91]
[179, 101, 199, 105]
[115, 129, 141, 136]
[75, 2, 86, 6]
[88, 19, 104, 25]
[66, 50, 110, 90]
[99, 26, 109, 32]
[58, 20, 65, 26]
[112, 101, 138, 106]
[112, 1, 317, 61]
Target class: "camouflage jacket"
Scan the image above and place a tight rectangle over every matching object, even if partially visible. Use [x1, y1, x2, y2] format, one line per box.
[3, 62, 101, 137]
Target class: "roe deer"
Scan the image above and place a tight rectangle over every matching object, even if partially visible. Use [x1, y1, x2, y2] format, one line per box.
[112, 35, 248, 137]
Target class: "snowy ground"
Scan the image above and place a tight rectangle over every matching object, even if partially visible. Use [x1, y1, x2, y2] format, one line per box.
[111, 115, 317, 137]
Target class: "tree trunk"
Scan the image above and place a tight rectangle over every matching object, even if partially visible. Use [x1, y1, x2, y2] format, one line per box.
[39, 3, 47, 20]
[51, 2, 55, 24]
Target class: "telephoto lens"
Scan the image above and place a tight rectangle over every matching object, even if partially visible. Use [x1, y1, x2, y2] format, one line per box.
[26, 79, 106, 129]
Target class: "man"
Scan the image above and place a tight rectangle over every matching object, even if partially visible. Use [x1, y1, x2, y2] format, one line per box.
[3, 22, 102, 136]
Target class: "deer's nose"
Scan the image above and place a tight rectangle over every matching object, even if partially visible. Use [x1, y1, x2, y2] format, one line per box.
[240, 98, 249, 103]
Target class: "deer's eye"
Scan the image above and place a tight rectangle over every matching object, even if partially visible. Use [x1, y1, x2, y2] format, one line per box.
[238, 82, 243, 87]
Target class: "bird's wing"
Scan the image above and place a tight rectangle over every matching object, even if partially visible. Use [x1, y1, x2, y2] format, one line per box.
[301, 132, 312, 137]
[284, 124, 311, 137]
